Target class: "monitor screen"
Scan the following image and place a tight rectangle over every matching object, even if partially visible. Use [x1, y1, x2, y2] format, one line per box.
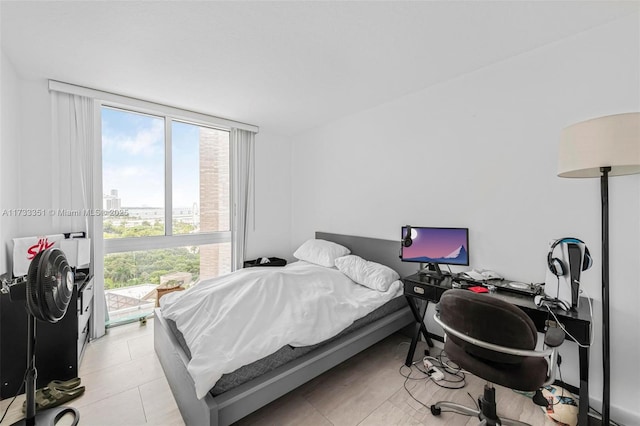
[401, 226, 469, 266]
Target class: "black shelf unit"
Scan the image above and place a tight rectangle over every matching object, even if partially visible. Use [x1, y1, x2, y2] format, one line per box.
[0, 273, 93, 399]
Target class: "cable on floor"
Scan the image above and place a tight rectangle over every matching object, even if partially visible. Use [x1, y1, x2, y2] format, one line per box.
[398, 351, 471, 417]
[0, 369, 27, 424]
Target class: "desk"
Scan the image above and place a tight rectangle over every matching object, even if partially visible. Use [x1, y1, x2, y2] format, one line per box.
[402, 273, 592, 426]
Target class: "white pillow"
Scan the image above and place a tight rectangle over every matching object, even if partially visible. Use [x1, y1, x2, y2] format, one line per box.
[293, 239, 351, 268]
[334, 255, 400, 292]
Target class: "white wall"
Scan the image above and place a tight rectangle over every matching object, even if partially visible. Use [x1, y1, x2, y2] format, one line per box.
[0, 77, 57, 244]
[245, 129, 292, 261]
[291, 15, 640, 424]
[0, 50, 21, 276]
[14, 79, 54, 237]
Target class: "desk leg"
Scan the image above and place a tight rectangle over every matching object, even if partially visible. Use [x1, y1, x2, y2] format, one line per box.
[578, 346, 589, 426]
[405, 322, 421, 367]
[404, 297, 434, 367]
[420, 323, 433, 348]
[406, 297, 434, 347]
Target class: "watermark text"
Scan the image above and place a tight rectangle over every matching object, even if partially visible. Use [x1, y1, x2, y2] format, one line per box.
[2, 208, 129, 217]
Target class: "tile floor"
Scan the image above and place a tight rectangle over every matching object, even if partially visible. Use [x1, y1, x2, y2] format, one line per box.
[1, 319, 556, 425]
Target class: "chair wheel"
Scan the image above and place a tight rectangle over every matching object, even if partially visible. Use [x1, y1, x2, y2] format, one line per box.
[430, 405, 441, 416]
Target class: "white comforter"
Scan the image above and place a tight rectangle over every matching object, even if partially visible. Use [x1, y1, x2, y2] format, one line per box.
[160, 261, 402, 399]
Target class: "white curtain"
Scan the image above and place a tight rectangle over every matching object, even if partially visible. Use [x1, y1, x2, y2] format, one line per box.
[51, 93, 94, 232]
[51, 91, 105, 339]
[231, 128, 256, 271]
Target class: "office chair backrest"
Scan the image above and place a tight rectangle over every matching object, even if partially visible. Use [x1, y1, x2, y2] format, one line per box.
[439, 289, 538, 364]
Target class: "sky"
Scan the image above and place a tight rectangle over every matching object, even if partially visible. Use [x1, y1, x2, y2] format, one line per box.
[102, 107, 206, 208]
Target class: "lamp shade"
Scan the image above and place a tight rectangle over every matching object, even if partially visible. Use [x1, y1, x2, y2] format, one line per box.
[558, 112, 640, 178]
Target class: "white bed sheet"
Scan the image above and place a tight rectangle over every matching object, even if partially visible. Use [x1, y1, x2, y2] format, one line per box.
[160, 261, 402, 399]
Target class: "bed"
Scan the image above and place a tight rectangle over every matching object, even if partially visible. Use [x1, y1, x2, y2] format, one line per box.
[153, 232, 416, 426]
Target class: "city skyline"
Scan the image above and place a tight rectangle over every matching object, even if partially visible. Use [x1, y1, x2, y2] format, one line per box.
[103, 188, 199, 210]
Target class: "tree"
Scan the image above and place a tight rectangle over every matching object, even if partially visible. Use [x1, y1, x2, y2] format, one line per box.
[104, 246, 200, 289]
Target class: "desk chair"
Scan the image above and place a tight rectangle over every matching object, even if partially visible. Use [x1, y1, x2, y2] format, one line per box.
[432, 289, 564, 426]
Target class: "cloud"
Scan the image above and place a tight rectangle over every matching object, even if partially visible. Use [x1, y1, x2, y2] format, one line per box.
[103, 119, 164, 156]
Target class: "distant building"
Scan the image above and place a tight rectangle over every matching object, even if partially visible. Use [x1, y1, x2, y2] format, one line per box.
[123, 207, 198, 226]
[104, 189, 122, 210]
[199, 128, 231, 278]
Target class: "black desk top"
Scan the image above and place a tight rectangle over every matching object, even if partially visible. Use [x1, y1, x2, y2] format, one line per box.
[402, 273, 592, 332]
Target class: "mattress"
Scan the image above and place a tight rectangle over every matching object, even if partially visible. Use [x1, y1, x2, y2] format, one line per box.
[165, 295, 408, 396]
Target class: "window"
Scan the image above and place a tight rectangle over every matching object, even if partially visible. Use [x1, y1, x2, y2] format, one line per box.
[101, 106, 231, 324]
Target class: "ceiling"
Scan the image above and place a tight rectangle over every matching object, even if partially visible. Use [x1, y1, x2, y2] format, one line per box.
[1, 1, 636, 136]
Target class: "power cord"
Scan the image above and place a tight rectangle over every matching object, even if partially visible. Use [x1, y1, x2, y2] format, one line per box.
[398, 364, 432, 411]
[435, 351, 461, 374]
[429, 352, 467, 389]
[543, 305, 592, 348]
[550, 353, 620, 426]
[0, 369, 27, 424]
[547, 269, 594, 348]
[416, 360, 466, 389]
[398, 363, 473, 417]
[395, 343, 467, 389]
[467, 392, 479, 411]
[540, 278, 594, 348]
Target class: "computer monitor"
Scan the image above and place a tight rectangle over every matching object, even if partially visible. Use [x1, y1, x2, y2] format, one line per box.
[401, 226, 469, 278]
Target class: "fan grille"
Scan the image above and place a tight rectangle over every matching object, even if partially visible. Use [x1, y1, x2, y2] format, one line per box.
[26, 248, 74, 323]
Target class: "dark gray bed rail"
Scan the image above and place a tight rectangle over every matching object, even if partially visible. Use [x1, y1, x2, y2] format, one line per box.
[315, 231, 416, 277]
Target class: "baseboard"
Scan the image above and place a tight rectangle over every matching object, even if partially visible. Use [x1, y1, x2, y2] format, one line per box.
[608, 405, 640, 426]
[586, 397, 640, 425]
[587, 412, 602, 426]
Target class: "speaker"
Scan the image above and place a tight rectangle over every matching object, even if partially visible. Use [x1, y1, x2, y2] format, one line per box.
[547, 237, 592, 277]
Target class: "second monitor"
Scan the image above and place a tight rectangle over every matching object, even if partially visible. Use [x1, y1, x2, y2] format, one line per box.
[401, 226, 469, 278]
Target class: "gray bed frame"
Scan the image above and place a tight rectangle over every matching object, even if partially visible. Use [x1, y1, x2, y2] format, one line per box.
[154, 232, 415, 426]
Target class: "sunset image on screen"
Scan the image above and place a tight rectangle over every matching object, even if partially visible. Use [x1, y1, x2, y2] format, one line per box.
[402, 227, 468, 265]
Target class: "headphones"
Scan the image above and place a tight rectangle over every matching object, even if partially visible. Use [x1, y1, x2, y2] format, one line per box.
[547, 237, 592, 276]
[402, 225, 413, 247]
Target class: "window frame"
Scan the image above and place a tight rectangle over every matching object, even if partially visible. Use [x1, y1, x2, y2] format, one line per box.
[98, 101, 233, 258]
[50, 79, 256, 337]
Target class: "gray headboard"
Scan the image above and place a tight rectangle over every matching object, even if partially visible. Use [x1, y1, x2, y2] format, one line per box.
[315, 232, 416, 277]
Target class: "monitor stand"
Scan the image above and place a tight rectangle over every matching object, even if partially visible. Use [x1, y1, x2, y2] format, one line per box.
[418, 262, 446, 280]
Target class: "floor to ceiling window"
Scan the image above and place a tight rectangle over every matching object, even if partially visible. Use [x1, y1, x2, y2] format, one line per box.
[101, 106, 231, 326]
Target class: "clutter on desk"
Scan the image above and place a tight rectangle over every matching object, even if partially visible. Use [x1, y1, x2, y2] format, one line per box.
[460, 268, 504, 281]
[490, 280, 543, 296]
[456, 268, 543, 296]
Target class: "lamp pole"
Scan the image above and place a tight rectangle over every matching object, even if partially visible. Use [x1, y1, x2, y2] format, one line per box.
[559, 112, 640, 426]
[600, 166, 611, 426]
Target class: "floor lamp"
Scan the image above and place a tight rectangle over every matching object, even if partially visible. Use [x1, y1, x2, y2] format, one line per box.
[558, 112, 640, 426]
